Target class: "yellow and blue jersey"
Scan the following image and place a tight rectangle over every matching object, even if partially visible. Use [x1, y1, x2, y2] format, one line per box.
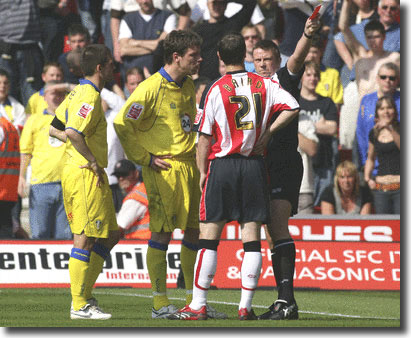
[25, 89, 48, 116]
[55, 79, 108, 168]
[114, 67, 197, 166]
[316, 67, 344, 106]
[19, 110, 66, 184]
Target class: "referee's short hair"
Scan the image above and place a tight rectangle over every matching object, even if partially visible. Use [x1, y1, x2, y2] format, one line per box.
[163, 30, 202, 65]
[81, 44, 112, 77]
[217, 33, 246, 66]
[253, 39, 281, 63]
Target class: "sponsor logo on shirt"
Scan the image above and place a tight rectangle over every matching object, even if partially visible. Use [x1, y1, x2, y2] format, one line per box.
[77, 103, 94, 118]
[126, 103, 144, 120]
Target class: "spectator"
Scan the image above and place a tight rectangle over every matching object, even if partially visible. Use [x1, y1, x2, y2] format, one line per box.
[75, 0, 103, 43]
[25, 62, 65, 116]
[101, 87, 126, 213]
[118, 0, 177, 79]
[124, 66, 145, 99]
[354, 62, 400, 172]
[364, 96, 400, 214]
[0, 111, 20, 238]
[38, 0, 75, 62]
[241, 24, 261, 72]
[338, 2, 400, 151]
[323, 0, 378, 73]
[0, 0, 44, 106]
[276, 0, 324, 59]
[193, 0, 256, 80]
[113, 159, 151, 239]
[257, 0, 284, 44]
[0, 69, 26, 133]
[339, 4, 400, 99]
[58, 23, 91, 84]
[304, 34, 344, 109]
[297, 114, 318, 214]
[321, 160, 372, 215]
[299, 61, 338, 207]
[18, 81, 71, 239]
[335, 0, 400, 72]
[111, 0, 191, 63]
[190, 0, 266, 37]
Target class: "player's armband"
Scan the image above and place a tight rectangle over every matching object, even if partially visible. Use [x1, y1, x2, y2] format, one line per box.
[51, 116, 65, 131]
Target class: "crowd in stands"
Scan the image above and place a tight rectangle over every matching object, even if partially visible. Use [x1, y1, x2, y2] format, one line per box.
[0, 0, 400, 239]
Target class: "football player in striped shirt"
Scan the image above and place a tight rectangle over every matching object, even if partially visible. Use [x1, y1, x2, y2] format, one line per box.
[169, 32, 299, 321]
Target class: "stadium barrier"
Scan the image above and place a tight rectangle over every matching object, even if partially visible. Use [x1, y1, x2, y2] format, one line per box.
[0, 215, 399, 291]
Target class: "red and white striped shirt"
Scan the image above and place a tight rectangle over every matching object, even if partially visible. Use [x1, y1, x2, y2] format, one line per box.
[199, 71, 299, 159]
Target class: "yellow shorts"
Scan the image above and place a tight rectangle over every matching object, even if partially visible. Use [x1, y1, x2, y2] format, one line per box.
[143, 158, 200, 233]
[61, 163, 117, 238]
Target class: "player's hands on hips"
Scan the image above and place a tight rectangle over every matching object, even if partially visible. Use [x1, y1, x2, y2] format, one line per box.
[253, 130, 271, 155]
[149, 154, 172, 172]
[80, 160, 105, 187]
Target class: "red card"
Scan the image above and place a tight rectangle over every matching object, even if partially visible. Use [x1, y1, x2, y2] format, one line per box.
[309, 5, 322, 20]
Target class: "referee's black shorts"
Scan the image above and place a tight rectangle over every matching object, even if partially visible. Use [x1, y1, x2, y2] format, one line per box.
[266, 149, 303, 216]
[199, 154, 270, 224]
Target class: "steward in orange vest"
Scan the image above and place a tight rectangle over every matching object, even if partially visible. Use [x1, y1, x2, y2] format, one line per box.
[113, 159, 150, 239]
[0, 116, 20, 202]
[120, 182, 151, 239]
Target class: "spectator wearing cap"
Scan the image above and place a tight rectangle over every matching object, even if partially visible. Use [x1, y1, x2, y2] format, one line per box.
[112, 159, 151, 239]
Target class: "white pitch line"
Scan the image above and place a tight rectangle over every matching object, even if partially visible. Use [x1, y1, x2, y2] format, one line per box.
[93, 290, 400, 321]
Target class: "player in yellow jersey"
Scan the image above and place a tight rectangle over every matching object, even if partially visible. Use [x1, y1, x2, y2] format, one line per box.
[114, 30, 205, 319]
[49, 44, 119, 320]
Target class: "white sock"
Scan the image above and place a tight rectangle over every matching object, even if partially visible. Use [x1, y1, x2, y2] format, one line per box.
[189, 248, 217, 310]
[239, 251, 262, 310]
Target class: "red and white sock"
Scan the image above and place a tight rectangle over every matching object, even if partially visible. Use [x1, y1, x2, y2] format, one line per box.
[190, 248, 217, 310]
[239, 251, 262, 310]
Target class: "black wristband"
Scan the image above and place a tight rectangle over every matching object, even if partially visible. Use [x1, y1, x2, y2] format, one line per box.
[304, 31, 313, 39]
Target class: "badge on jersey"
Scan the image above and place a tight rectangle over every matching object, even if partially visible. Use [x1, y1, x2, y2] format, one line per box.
[126, 103, 144, 120]
[181, 114, 192, 133]
[194, 109, 203, 125]
[77, 103, 94, 119]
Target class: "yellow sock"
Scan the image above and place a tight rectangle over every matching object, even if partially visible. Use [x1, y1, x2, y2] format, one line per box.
[147, 241, 169, 310]
[84, 243, 110, 300]
[69, 248, 91, 311]
[180, 240, 198, 305]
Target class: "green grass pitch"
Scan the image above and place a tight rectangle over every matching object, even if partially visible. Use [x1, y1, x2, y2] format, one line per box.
[0, 287, 400, 328]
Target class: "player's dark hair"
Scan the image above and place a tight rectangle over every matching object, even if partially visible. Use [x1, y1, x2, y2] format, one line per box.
[217, 33, 246, 66]
[364, 20, 385, 36]
[68, 23, 91, 41]
[163, 30, 202, 65]
[253, 39, 281, 62]
[0, 68, 10, 80]
[81, 44, 111, 76]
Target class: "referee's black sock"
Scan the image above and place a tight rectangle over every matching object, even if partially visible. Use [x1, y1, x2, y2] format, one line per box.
[272, 239, 296, 304]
